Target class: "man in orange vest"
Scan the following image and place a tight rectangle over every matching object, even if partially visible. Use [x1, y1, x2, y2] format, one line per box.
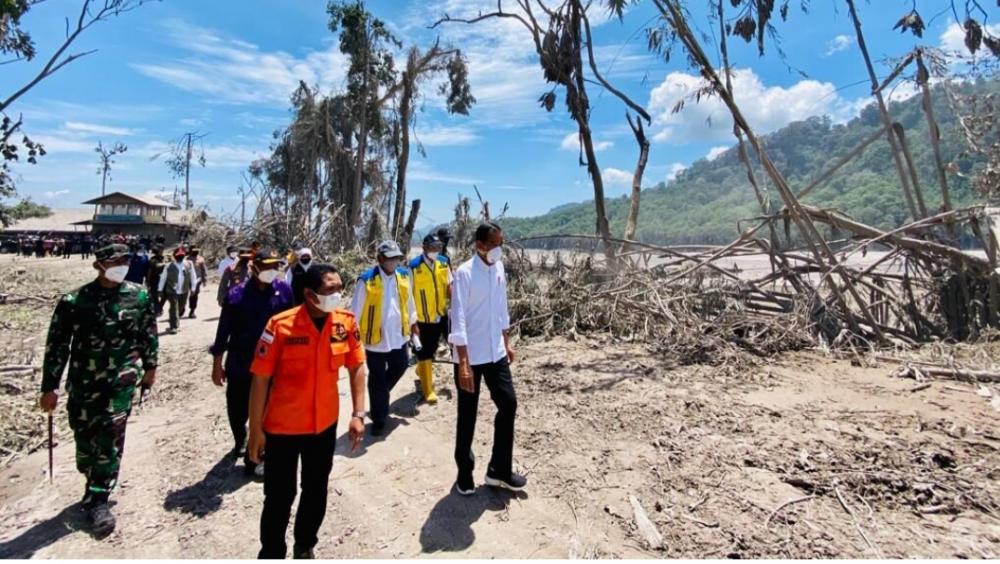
[247, 263, 366, 559]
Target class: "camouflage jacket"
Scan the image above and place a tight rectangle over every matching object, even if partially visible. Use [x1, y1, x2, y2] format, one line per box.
[41, 280, 159, 395]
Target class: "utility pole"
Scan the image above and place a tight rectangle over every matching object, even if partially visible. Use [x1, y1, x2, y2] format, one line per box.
[184, 133, 193, 210]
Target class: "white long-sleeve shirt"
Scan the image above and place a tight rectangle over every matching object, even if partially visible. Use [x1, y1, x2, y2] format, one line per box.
[351, 267, 418, 353]
[217, 256, 235, 276]
[448, 256, 510, 366]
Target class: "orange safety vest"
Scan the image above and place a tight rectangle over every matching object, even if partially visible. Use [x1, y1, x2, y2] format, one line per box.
[250, 305, 365, 435]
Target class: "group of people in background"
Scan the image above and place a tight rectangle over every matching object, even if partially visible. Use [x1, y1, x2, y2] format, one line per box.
[38, 222, 525, 559]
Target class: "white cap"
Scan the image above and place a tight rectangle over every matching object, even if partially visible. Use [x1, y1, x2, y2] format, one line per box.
[297, 247, 313, 258]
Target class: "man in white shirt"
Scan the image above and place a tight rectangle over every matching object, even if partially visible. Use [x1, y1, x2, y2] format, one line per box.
[217, 245, 238, 277]
[449, 222, 526, 495]
[351, 240, 418, 437]
[157, 247, 197, 334]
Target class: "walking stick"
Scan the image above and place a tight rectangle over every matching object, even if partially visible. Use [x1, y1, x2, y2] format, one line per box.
[47, 412, 53, 484]
[138, 383, 150, 408]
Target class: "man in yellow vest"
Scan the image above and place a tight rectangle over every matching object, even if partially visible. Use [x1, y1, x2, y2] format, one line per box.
[351, 240, 418, 436]
[407, 233, 452, 404]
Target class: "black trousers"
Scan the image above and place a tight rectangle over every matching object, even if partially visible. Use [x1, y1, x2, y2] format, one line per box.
[415, 317, 448, 361]
[454, 358, 517, 480]
[365, 347, 408, 426]
[167, 293, 187, 329]
[226, 370, 252, 450]
[259, 424, 338, 559]
[188, 282, 201, 315]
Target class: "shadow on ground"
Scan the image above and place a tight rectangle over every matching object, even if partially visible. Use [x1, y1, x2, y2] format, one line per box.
[163, 454, 251, 516]
[0, 502, 84, 558]
[419, 487, 528, 554]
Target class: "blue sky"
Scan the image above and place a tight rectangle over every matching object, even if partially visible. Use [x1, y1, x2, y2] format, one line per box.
[2, 0, 989, 227]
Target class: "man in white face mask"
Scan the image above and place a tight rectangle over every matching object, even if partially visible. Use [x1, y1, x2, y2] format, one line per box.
[39, 243, 159, 538]
[286, 247, 314, 306]
[211, 247, 293, 476]
[350, 240, 418, 437]
[448, 222, 525, 495]
[157, 247, 195, 334]
[248, 263, 366, 559]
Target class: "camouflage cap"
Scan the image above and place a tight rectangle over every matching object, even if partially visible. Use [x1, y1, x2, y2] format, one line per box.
[95, 243, 130, 262]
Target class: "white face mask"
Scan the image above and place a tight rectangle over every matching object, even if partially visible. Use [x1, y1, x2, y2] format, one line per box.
[486, 246, 503, 264]
[229, 252, 238, 259]
[425, 251, 439, 261]
[312, 292, 341, 313]
[382, 260, 400, 273]
[103, 265, 129, 284]
[257, 269, 279, 284]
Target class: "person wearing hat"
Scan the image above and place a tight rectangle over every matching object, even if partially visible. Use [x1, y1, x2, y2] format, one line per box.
[408, 233, 453, 404]
[248, 263, 367, 558]
[124, 245, 150, 285]
[218, 245, 238, 277]
[211, 246, 293, 476]
[39, 243, 159, 538]
[285, 247, 314, 306]
[350, 240, 418, 436]
[146, 244, 167, 316]
[158, 246, 196, 334]
[185, 246, 209, 319]
[435, 227, 453, 260]
[218, 246, 252, 307]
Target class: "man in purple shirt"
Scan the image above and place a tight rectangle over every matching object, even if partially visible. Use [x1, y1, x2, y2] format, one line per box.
[210, 248, 293, 476]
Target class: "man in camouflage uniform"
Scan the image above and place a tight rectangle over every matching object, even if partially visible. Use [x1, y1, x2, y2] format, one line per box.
[39, 243, 159, 538]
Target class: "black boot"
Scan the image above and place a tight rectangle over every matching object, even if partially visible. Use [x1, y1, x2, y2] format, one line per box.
[86, 503, 116, 539]
[293, 545, 315, 559]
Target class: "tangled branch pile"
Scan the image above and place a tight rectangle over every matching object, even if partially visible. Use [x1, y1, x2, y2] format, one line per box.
[504, 250, 814, 368]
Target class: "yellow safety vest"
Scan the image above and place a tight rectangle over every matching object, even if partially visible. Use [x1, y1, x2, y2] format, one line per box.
[410, 256, 450, 323]
[358, 267, 411, 346]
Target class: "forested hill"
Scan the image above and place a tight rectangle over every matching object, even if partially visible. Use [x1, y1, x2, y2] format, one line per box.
[499, 81, 995, 246]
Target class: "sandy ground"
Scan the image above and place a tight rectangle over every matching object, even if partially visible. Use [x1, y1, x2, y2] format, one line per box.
[0, 255, 997, 558]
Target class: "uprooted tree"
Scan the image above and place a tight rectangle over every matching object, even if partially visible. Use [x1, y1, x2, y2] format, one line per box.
[230, 1, 474, 255]
[434, 0, 651, 263]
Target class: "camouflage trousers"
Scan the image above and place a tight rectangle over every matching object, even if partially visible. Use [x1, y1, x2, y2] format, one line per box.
[67, 383, 135, 506]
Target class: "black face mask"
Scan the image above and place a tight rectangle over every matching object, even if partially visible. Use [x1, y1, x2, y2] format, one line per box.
[300, 258, 311, 266]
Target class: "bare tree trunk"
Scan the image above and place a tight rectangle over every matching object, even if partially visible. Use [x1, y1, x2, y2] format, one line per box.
[622, 113, 649, 248]
[392, 78, 414, 238]
[916, 51, 956, 239]
[401, 198, 421, 255]
[568, 1, 614, 264]
[845, 0, 922, 221]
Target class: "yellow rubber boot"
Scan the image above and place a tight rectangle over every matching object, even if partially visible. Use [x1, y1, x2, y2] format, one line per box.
[417, 360, 438, 404]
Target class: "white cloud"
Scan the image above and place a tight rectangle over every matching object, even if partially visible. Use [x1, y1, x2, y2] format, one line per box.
[666, 162, 686, 182]
[43, 189, 70, 199]
[132, 19, 349, 106]
[560, 132, 613, 152]
[408, 160, 481, 186]
[603, 167, 633, 187]
[414, 125, 480, 147]
[64, 122, 136, 137]
[706, 146, 729, 161]
[940, 21, 1000, 54]
[649, 68, 845, 144]
[824, 34, 853, 56]
[31, 134, 96, 155]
